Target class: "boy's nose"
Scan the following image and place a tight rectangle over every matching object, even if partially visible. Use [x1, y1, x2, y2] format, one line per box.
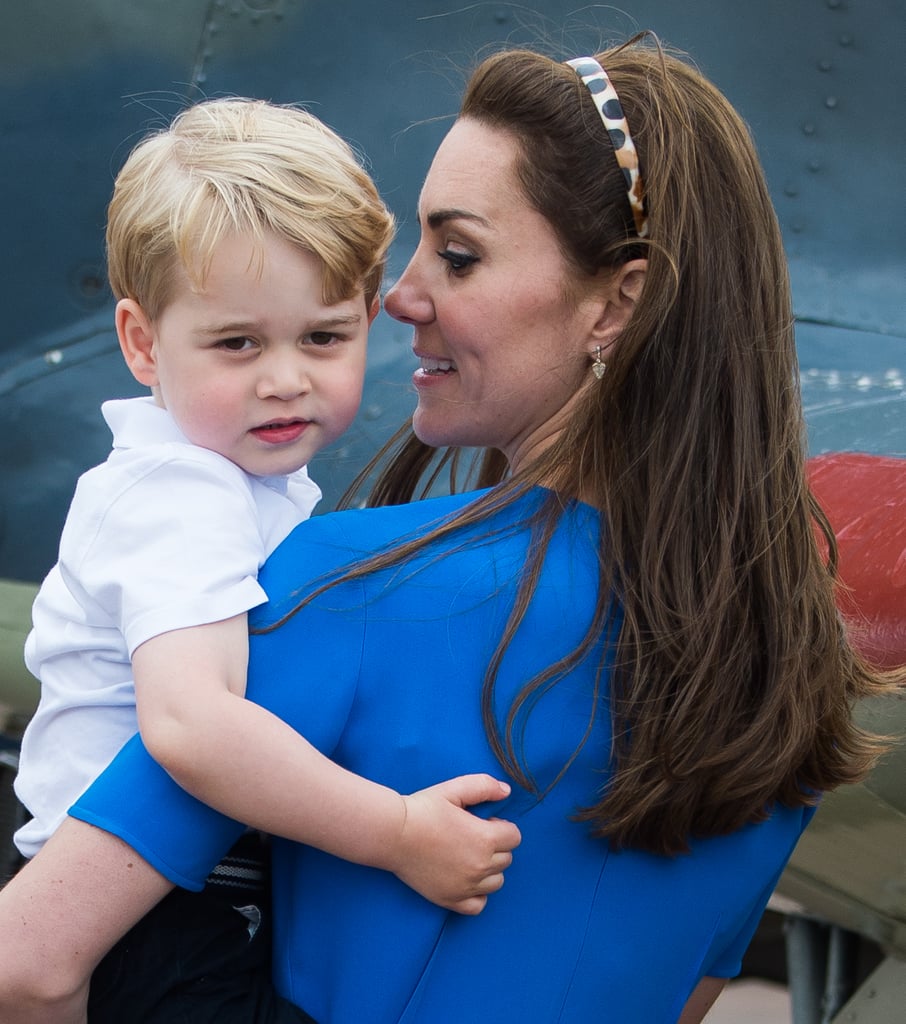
[256, 354, 311, 400]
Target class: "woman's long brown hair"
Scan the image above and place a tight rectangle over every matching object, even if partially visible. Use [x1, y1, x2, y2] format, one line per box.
[319, 37, 899, 855]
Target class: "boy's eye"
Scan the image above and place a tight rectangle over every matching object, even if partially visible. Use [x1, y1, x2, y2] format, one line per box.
[308, 331, 338, 346]
[437, 248, 479, 274]
[218, 336, 256, 352]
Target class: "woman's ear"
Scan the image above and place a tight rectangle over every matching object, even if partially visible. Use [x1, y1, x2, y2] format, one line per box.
[115, 299, 159, 387]
[589, 258, 648, 356]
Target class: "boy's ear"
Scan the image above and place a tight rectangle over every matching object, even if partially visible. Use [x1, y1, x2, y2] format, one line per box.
[115, 299, 159, 386]
[588, 258, 648, 357]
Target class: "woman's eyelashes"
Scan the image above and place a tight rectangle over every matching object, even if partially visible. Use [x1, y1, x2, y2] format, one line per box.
[437, 248, 480, 274]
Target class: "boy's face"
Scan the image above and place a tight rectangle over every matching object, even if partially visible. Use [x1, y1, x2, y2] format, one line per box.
[128, 231, 373, 478]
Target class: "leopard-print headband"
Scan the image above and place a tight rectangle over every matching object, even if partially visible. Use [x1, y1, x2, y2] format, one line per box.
[565, 57, 649, 238]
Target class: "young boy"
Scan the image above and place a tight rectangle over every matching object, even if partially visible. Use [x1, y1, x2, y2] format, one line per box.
[14, 99, 517, 926]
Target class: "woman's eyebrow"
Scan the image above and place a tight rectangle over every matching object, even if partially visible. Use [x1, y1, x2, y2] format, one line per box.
[422, 207, 491, 230]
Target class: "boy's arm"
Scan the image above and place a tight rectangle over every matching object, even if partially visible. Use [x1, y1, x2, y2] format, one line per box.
[0, 817, 173, 1024]
[133, 616, 520, 913]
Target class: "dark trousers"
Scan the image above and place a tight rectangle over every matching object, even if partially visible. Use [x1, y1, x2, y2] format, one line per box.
[88, 834, 317, 1024]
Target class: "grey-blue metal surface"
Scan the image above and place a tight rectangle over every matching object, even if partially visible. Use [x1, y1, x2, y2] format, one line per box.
[1, 0, 903, 584]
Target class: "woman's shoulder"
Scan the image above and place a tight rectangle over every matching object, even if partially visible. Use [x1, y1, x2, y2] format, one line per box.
[255, 489, 489, 600]
[278, 483, 597, 557]
[290, 488, 492, 552]
[257, 485, 599, 610]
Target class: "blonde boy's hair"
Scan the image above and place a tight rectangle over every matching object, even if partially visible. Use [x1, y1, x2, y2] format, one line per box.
[106, 98, 395, 319]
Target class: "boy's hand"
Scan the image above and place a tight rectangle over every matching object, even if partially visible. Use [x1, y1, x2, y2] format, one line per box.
[390, 774, 521, 915]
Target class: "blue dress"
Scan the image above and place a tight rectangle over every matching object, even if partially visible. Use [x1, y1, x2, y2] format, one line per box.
[73, 487, 814, 1023]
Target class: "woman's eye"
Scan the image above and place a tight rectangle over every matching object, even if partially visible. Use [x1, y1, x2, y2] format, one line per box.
[438, 248, 479, 274]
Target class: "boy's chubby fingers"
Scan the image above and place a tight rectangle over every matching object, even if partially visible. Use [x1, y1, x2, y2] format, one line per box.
[485, 816, 521, 853]
[451, 867, 507, 914]
[477, 870, 506, 895]
[430, 773, 522, 850]
[434, 772, 512, 809]
[488, 849, 514, 873]
[450, 892, 491, 916]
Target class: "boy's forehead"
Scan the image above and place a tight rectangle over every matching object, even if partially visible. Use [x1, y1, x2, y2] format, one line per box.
[156, 229, 369, 325]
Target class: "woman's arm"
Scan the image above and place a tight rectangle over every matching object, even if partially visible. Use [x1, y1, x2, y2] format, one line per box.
[0, 817, 173, 1023]
[677, 976, 727, 1023]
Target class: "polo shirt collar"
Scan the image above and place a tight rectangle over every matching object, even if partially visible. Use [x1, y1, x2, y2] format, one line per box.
[102, 397, 190, 450]
[100, 397, 300, 498]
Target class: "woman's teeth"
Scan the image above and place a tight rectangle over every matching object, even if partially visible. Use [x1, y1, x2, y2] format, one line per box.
[420, 357, 456, 375]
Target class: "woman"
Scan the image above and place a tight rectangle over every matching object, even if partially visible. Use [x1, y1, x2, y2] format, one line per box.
[0, 36, 895, 1024]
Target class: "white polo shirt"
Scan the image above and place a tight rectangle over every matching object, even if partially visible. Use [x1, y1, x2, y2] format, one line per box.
[14, 396, 321, 857]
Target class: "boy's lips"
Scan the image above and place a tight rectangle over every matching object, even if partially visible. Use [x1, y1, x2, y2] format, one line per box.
[250, 419, 309, 444]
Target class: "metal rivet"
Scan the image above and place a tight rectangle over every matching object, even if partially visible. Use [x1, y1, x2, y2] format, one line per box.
[802, 122, 816, 136]
[79, 272, 104, 298]
[818, 58, 833, 71]
[825, 95, 839, 109]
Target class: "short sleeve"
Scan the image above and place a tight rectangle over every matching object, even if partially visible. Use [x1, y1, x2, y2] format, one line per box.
[70, 733, 244, 890]
[705, 805, 818, 978]
[69, 512, 368, 885]
[64, 453, 269, 654]
[705, 871, 781, 978]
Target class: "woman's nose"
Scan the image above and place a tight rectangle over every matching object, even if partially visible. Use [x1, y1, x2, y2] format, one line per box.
[384, 258, 434, 325]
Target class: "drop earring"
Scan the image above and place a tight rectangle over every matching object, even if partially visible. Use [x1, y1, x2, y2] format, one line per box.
[591, 346, 606, 380]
